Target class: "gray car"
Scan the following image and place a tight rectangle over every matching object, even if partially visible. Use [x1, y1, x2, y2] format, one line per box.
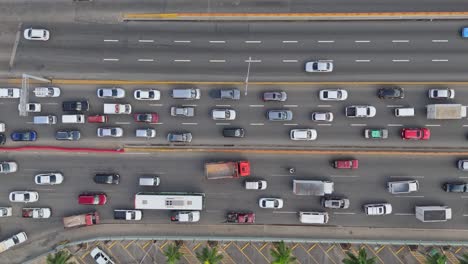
[170, 106, 195, 117]
[55, 130, 80, 141]
[217, 88, 240, 100]
[267, 110, 293, 121]
[263, 91, 287, 102]
[321, 197, 350, 209]
[167, 132, 192, 143]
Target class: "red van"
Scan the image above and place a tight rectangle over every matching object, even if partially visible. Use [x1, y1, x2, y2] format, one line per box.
[78, 193, 107, 205]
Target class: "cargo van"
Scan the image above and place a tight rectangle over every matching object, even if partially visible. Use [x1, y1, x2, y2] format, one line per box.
[299, 211, 329, 224]
[394, 107, 414, 117]
[62, 114, 85, 124]
[139, 176, 160, 186]
[33, 115, 57, 125]
[172, 88, 201, 100]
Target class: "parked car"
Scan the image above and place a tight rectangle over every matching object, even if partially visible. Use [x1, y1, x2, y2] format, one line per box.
[428, 88, 455, 99]
[0, 161, 17, 173]
[290, 129, 317, 141]
[333, 159, 359, 169]
[18, 103, 41, 113]
[259, 198, 283, 209]
[364, 128, 388, 139]
[364, 203, 392, 215]
[135, 128, 156, 138]
[97, 88, 125, 99]
[33, 87, 60, 97]
[90, 247, 115, 264]
[263, 91, 287, 102]
[443, 182, 468, 192]
[311, 112, 334, 122]
[0, 207, 12, 217]
[401, 128, 430, 140]
[458, 160, 468, 171]
[87, 115, 108, 123]
[11, 130, 37, 141]
[55, 130, 80, 141]
[319, 89, 348, 101]
[9, 191, 39, 203]
[35, 173, 64, 185]
[267, 110, 293, 121]
[378, 87, 404, 99]
[23, 28, 49, 41]
[78, 193, 107, 205]
[223, 128, 245, 138]
[212, 109, 236, 120]
[321, 197, 350, 209]
[97, 127, 123, 138]
[62, 101, 89, 112]
[170, 106, 195, 117]
[133, 113, 159, 123]
[134, 89, 161, 100]
[94, 174, 120, 185]
[167, 132, 192, 143]
[305, 60, 333, 72]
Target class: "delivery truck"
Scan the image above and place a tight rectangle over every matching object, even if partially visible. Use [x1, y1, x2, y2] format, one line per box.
[426, 104, 466, 119]
[415, 206, 452, 222]
[205, 161, 250, 179]
[63, 212, 99, 228]
[293, 180, 334, 196]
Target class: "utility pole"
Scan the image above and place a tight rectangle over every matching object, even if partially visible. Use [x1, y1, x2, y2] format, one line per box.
[19, 74, 50, 116]
[244, 56, 252, 96]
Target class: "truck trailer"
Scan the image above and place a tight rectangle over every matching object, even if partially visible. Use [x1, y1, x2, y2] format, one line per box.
[426, 104, 466, 119]
[205, 161, 250, 179]
[415, 206, 452, 222]
[63, 212, 100, 228]
[293, 180, 334, 196]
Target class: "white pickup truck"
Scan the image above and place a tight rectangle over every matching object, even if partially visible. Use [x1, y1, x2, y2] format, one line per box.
[387, 180, 419, 194]
[345, 105, 376, 118]
[0, 232, 27, 253]
[22, 208, 51, 218]
[113, 210, 142, 221]
[103, 103, 132, 114]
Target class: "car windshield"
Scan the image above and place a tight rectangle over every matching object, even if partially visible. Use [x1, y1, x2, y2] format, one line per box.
[451, 185, 465, 192]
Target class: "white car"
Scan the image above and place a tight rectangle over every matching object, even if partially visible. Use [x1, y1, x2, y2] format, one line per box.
[33, 87, 61, 97]
[0, 207, 12, 217]
[259, 198, 284, 209]
[311, 112, 334, 122]
[212, 109, 236, 120]
[0, 88, 20, 98]
[18, 103, 41, 113]
[23, 28, 49, 41]
[305, 60, 333, 72]
[34, 173, 64, 185]
[319, 89, 348, 101]
[9, 191, 39, 203]
[135, 128, 156, 138]
[2, 232, 27, 249]
[290, 129, 317, 141]
[428, 88, 455, 99]
[91, 247, 115, 264]
[97, 127, 123, 137]
[0, 161, 18, 173]
[97, 88, 125, 99]
[134, 89, 161, 100]
[364, 203, 392, 216]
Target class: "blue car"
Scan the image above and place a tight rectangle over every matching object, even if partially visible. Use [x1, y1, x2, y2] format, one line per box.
[11, 131, 37, 141]
[462, 27, 468, 38]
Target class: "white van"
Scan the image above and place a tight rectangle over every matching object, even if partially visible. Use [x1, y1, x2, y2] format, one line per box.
[139, 176, 160, 186]
[394, 107, 414, 117]
[299, 211, 329, 224]
[62, 114, 85, 124]
[172, 88, 201, 100]
[33, 115, 57, 125]
[245, 180, 267, 190]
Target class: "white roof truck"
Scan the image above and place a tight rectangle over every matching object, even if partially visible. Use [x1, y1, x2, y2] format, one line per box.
[103, 103, 132, 114]
[293, 180, 334, 196]
[415, 206, 452, 223]
[387, 180, 419, 194]
[345, 105, 376, 118]
[0, 232, 27, 253]
[426, 104, 466, 120]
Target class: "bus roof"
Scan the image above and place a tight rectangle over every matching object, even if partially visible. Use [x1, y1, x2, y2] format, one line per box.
[134, 193, 204, 210]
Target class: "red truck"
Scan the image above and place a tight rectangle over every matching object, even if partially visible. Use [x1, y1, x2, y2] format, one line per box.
[63, 212, 99, 228]
[205, 161, 250, 179]
[226, 212, 255, 224]
[333, 159, 359, 169]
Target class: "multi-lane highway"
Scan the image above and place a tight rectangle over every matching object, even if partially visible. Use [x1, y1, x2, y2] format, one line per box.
[4, 21, 468, 81]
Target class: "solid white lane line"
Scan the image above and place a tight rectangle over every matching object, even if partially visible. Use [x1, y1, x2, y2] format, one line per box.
[104, 39, 119, 42]
[392, 59, 410, 62]
[215, 105, 231, 107]
[355, 60, 371, 62]
[155, 122, 164, 125]
[249, 105, 264, 107]
[355, 40, 371, 43]
[317, 105, 331, 107]
[387, 124, 403, 127]
[283, 105, 298, 107]
[387, 105, 403, 107]
[463, 125, 468, 127]
[44, 102, 58, 105]
[245, 59, 261, 63]
[174, 40, 191, 43]
[103, 58, 119, 61]
[139, 39, 154, 43]
[209, 60, 226, 63]
[284, 123, 298, 126]
[395, 195, 425, 198]
[210, 40, 226, 43]
[350, 124, 366, 126]
[115, 122, 130, 125]
[282, 40, 298, 43]
[250, 123, 264, 126]
[318, 40, 335, 43]
[392, 40, 410, 43]
[138, 59, 154, 62]
[182, 104, 197, 107]
[425, 124, 441, 127]
[245, 40, 262, 43]
[390, 175, 425, 178]
[174, 59, 191, 62]
[317, 124, 332, 126]
[282, 60, 298, 63]
[149, 104, 163, 106]
[333, 212, 356, 215]
[395, 213, 414, 216]
[432, 39, 448, 42]
[432, 59, 448, 62]
[182, 123, 198, 125]
[216, 123, 230, 125]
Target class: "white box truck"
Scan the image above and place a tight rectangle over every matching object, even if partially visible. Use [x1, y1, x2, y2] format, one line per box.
[415, 206, 452, 222]
[293, 180, 334, 196]
[103, 103, 132, 114]
[426, 104, 466, 119]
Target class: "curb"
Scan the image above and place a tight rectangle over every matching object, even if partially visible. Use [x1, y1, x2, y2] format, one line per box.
[0, 146, 123, 153]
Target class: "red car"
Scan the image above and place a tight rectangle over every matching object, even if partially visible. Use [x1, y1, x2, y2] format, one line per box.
[78, 193, 107, 205]
[333, 159, 359, 169]
[401, 128, 430, 140]
[87, 115, 108, 123]
[133, 113, 158, 123]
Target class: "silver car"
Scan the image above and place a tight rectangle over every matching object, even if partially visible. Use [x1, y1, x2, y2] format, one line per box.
[321, 197, 350, 209]
[305, 60, 333, 72]
[97, 127, 123, 137]
[171, 106, 195, 117]
[167, 132, 192, 143]
[311, 112, 334, 122]
[267, 110, 293, 121]
[263, 91, 287, 102]
[97, 88, 125, 99]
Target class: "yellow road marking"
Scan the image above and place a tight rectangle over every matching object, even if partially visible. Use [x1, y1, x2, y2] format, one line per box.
[142, 240, 151, 250]
[192, 242, 202, 251]
[233, 243, 255, 264]
[300, 244, 320, 264]
[375, 245, 385, 254]
[395, 246, 406, 255]
[108, 240, 118, 249]
[258, 242, 269, 251]
[124, 240, 135, 249]
[180, 245, 199, 264]
[326, 244, 335, 253]
[366, 245, 385, 264]
[388, 246, 405, 264]
[241, 242, 251, 251]
[118, 243, 138, 263]
[410, 251, 427, 264]
[252, 242, 271, 263]
[445, 251, 461, 264]
[291, 243, 299, 250]
[223, 241, 232, 250]
[307, 243, 317, 252]
[317, 244, 337, 264]
[455, 247, 462, 254]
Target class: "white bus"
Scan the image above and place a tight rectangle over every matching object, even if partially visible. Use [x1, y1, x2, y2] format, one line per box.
[134, 192, 205, 210]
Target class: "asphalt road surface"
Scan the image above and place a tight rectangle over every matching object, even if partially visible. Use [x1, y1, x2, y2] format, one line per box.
[4, 20, 468, 81]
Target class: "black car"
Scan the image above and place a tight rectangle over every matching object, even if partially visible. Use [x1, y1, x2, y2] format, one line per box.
[443, 182, 468, 192]
[62, 101, 89, 112]
[55, 130, 80, 141]
[378, 87, 404, 99]
[94, 174, 120, 185]
[223, 128, 245, 138]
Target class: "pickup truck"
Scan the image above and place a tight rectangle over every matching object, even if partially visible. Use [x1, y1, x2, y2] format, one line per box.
[171, 211, 200, 222]
[22, 208, 51, 218]
[226, 212, 255, 224]
[345, 105, 376, 118]
[205, 161, 250, 179]
[0, 232, 27, 253]
[63, 101, 89, 112]
[387, 180, 419, 194]
[103, 103, 132, 114]
[63, 212, 99, 228]
[113, 209, 142, 221]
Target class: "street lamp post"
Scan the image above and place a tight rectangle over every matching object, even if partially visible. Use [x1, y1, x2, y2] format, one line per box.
[19, 74, 50, 116]
[244, 56, 252, 96]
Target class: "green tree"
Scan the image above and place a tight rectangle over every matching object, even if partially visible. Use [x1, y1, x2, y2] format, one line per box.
[196, 246, 224, 264]
[425, 252, 447, 264]
[270, 241, 297, 264]
[164, 243, 183, 264]
[342, 248, 376, 264]
[459, 253, 468, 264]
[46, 250, 74, 264]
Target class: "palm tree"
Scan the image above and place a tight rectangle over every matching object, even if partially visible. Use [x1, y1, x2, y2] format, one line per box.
[270, 241, 297, 264]
[46, 250, 74, 264]
[459, 253, 468, 264]
[425, 252, 447, 264]
[196, 246, 224, 264]
[342, 248, 375, 264]
[164, 243, 183, 264]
